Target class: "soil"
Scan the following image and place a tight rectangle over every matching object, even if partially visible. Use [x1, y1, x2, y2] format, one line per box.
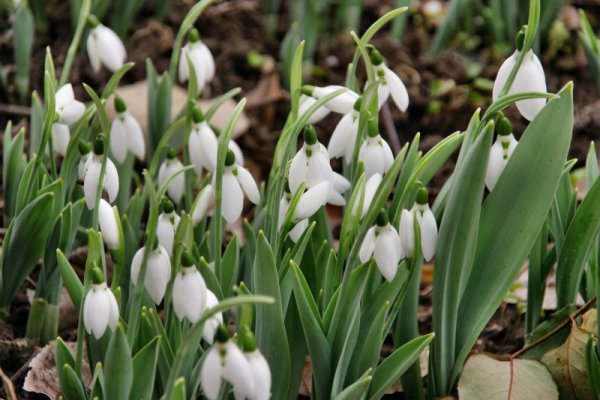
[1, 0, 600, 398]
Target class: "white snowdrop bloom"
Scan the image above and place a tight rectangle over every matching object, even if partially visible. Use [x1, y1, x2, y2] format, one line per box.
[289, 126, 350, 206]
[131, 244, 172, 305]
[212, 150, 260, 223]
[200, 326, 255, 400]
[358, 119, 394, 178]
[492, 42, 547, 121]
[485, 117, 518, 191]
[399, 188, 438, 261]
[158, 148, 185, 205]
[78, 142, 92, 181]
[110, 96, 145, 163]
[156, 198, 181, 257]
[359, 210, 403, 281]
[188, 107, 244, 175]
[191, 184, 215, 225]
[240, 332, 272, 400]
[98, 199, 121, 251]
[52, 123, 70, 156]
[370, 49, 409, 113]
[83, 137, 119, 210]
[172, 252, 207, 323]
[352, 173, 382, 219]
[303, 84, 359, 115]
[202, 289, 223, 344]
[278, 181, 329, 242]
[86, 15, 126, 73]
[83, 269, 119, 339]
[298, 94, 331, 124]
[328, 97, 361, 165]
[178, 28, 215, 92]
[55, 84, 85, 125]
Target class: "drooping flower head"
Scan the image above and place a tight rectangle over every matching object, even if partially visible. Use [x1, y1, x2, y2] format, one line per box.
[328, 96, 361, 165]
[131, 242, 172, 305]
[83, 136, 119, 210]
[172, 251, 207, 323]
[86, 15, 127, 73]
[278, 179, 329, 242]
[301, 84, 359, 115]
[369, 48, 409, 113]
[485, 115, 518, 191]
[399, 187, 438, 261]
[158, 147, 185, 205]
[78, 140, 92, 181]
[358, 117, 394, 178]
[240, 330, 272, 400]
[156, 197, 181, 257]
[110, 96, 145, 163]
[203, 289, 223, 344]
[359, 209, 403, 281]
[55, 83, 85, 126]
[83, 267, 119, 339]
[98, 198, 122, 252]
[179, 28, 215, 92]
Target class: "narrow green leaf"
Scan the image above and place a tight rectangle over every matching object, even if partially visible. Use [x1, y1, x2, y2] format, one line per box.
[130, 336, 160, 400]
[104, 324, 133, 399]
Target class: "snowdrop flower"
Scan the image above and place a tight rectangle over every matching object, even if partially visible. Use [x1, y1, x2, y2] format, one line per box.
[289, 126, 350, 206]
[78, 141, 92, 180]
[191, 184, 215, 225]
[358, 118, 394, 178]
[214, 150, 260, 223]
[298, 94, 330, 124]
[352, 173, 382, 219]
[86, 15, 126, 73]
[370, 49, 409, 113]
[178, 28, 215, 92]
[98, 199, 121, 251]
[240, 331, 272, 400]
[278, 181, 329, 242]
[158, 148, 185, 205]
[55, 83, 85, 125]
[83, 268, 119, 339]
[359, 209, 403, 281]
[203, 289, 223, 344]
[328, 97, 361, 165]
[399, 187, 438, 261]
[156, 198, 181, 257]
[131, 243, 171, 304]
[492, 33, 547, 121]
[52, 123, 70, 156]
[302, 84, 359, 115]
[485, 116, 518, 191]
[200, 325, 255, 400]
[83, 136, 119, 210]
[172, 251, 207, 323]
[110, 96, 145, 163]
[188, 106, 244, 175]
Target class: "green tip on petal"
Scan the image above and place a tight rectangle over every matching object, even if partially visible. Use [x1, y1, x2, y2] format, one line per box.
[215, 325, 229, 343]
[192, 106, 205, 123]
[181, 250, 195, 267]
[93, 136, 105, 155]
[242, 330, 257, 352]
[166, 147, 177, 159]
[114, 96, 127, 113]
[225, 149, 236, 166]
[416, 187, 429, 205]
[87, 15, 100, 28]
[367, 117, 379, 138]
[369, 48, 384, 66]
[300, 85, 314, 96]
[376, 209, 388, 226]
[353, 96, 362, 112]
[91, 266, 105, 284]
[79, 140, 91, 155]
[188, 28, 200, 43]
[497, 116, 512, 136]
[160, 197, 174, 214]
[515, 28, 526, 51]
[303, 125, 318, 145]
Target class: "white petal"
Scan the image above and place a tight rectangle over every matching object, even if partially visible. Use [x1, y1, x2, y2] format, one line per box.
[514, 51, 547, 121]
[199, 43, 215, 82]
[306, 149, 333, 188]
[295, 181, 329, 220]
[203, 290, 223, 343]
[110, 118, 128, 163]
[235, 166, 260, 204]
[419, 207, 438, 261]
[377, 80, 390, 110]
[104, 158, 119, 203]
[384, 65, 409, 112]
[299, 95, 330, 124]
[332, 171, 351, 193]
[159, 160, 185, 205]
[361, 173, 382, 218]
[288, 148, 309, 194]
[247, 351, 272, 400]
[221, 171, 244, 223]
[78, 153, 91, 181]
[84, 158, 101, 209]
[60, 102, 85, 125]
[359, 139, 386, 178]
[83, 286, 110, 339]
[327, 187, 347, 206]
[485, 139, 505, 191]
[189, 129, 204, 176]
[313, 85, 359, 114]
[359, 227, 377, 263]
[98, 199, 120, 250]
[87, 33, 101, 73]
[381, 139, 394, 172]
[328, 113, 354, 159]
[106, 289, 119, 330]
[96, 25, 126, 72]
[192, 185, 214, 225]
[374, 227, 402, 281]
[289, 219, 309, 242]
[492, 51, 518, 101]
[198, 122, 218, 171]
[399, 209, 415, 258]
[178, 46, 191, 83]
[507, 134, 518, 157]
[145, 246, 171, 304]
[229, 140, 245, 167]
[200, 347, 223, 400]
[222, 342, 255, 398]
[278, 197, 289, 230]
[52, 123, 70, 156]
[172, 268, 207, 323]
[55, 84, 75, 109]
[123, 113, 145, 160]
[156, 214, 176, 257]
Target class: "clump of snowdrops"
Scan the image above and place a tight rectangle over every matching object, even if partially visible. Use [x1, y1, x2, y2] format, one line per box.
[5, 0, 600, 399]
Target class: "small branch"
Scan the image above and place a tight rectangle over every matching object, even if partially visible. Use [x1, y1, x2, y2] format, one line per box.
[0, 103, 31, 116]
[0, 366, 17, 400]
[381, 102, 401, 154]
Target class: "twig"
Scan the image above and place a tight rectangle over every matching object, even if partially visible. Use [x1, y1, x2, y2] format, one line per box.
[0, 103, 31, 116]
[0, 366, 17, 400]
[380, 102, 401, 154]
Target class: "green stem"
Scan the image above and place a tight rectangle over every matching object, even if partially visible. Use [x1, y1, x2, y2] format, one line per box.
[59, 0, 91, 88]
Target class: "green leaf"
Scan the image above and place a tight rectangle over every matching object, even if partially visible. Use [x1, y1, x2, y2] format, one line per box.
[3, 127, 26, 221]
[13, 2, 34, 103]
[62, 364, 88, 400]
[104, 324, 133, 399]
[220, 234, 239, 297]
[585, 338, 600, 398]
[130, 336, 160, 400]
[368, 333, 434, 400]
[91, 362, 105, 400]
[252, 232, 291, 399]
[146, 60, 172, 158]
[334, 372, 372, 400]
[454, 83, 574, 387]
[0, 192, 55, 307]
